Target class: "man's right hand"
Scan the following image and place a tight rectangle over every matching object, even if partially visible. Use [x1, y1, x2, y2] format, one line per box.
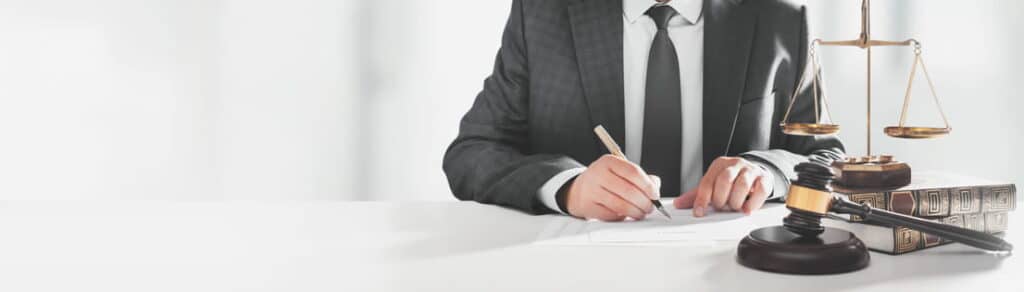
[564, 154, 661, 221]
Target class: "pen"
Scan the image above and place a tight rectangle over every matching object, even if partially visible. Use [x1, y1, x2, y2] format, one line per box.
[593, 125, 672, 219]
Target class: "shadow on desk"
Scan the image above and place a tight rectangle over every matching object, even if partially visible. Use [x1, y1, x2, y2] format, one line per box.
[701, 243, 1007, 291]
[390, 202, 554, 259]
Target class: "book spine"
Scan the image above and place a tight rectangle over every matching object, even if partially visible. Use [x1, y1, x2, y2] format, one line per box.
[846, 184, 1016, 222]
[886, 212, 1009, 255]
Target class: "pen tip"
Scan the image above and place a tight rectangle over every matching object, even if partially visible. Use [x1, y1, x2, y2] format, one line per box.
[658, 207, 672, 219]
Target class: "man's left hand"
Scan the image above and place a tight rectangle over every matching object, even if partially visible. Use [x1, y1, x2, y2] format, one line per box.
[673, 157, 771, 217]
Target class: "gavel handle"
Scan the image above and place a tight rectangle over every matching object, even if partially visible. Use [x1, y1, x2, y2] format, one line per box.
[830, 198, 1013, 252]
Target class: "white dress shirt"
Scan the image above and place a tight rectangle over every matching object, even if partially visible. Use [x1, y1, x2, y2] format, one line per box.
[623, 0, 705, 197]
[538, 0, 705, 214]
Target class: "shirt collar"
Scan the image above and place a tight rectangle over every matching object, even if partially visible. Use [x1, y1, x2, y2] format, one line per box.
[624, 0, 703, 25]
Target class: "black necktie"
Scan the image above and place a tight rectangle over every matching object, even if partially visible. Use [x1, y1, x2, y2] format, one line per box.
[640, 5, 682, 196]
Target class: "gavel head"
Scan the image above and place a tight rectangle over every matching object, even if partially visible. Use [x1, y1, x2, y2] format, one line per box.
[783, 161, 837, 237]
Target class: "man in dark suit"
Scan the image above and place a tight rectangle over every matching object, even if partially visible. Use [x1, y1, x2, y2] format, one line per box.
[443, 0, 843, 220]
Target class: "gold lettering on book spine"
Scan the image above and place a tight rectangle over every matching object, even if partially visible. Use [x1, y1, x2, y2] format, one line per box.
[963, 213, 985, 232]
[985, 212, 1009, 233]
[949, 187, 981, 214]
[849, 192, 885, 221]
[916, 189, 950, 217]
[982, 186, 1015, 212]
[894, 227, 922, 254]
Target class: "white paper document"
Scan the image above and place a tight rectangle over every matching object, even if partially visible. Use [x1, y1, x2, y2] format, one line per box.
[534, 202, 785, 246]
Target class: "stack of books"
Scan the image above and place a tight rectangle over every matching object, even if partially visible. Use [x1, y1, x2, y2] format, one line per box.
[825, 172, 1016, 254]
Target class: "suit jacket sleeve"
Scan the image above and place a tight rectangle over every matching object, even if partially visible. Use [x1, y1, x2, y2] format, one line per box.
[443, 0, 583, 215]
[740, 5, 845, 199]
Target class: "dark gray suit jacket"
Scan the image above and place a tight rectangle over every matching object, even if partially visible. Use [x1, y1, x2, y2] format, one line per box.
[443, 0, 844, 215]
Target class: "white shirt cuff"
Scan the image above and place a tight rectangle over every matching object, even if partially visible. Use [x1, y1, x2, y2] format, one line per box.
[751, 163, 777, 199]
[762, 165, 775, 195]
[537, 167, 587, 214]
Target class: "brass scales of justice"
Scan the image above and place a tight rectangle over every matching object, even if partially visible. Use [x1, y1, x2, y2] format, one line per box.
[734, 1, 1010, 275]
[779, 0, 952, 188]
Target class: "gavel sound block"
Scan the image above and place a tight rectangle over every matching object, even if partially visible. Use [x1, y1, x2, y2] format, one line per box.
[736, 162, 870, 275]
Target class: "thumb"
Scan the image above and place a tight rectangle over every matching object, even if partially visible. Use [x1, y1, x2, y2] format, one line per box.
[647, 175, 662, 199]
[673, 189, 697, 209]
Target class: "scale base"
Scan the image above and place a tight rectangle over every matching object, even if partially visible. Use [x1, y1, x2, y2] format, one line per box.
[737, 226, 870, 275]
[833, 159, 911, 189]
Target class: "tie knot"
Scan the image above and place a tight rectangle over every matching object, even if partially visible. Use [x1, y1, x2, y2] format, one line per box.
[646, 5, 677, 30]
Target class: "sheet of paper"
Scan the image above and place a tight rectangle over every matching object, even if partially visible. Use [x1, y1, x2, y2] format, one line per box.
[534, 202, 786, 246]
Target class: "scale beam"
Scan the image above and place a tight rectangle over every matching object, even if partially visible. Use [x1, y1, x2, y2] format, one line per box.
[818, 39, 916, 48]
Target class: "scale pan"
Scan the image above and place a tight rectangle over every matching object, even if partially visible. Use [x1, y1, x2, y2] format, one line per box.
[884, 126, 950, 139]
[781, 123, 840, 136]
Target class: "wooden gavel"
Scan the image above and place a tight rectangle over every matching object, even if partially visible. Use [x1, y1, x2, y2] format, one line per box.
[782, 162, 1013, 252]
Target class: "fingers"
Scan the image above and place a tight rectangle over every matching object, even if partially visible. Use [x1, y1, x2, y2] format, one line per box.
[727, 167, 758, 211]
[602, 155, 659, 200]
[674, 189, 696, 209]
[575, 155, 774, 219]
[742, 177, 770, 215]
[692, 159, 728, 217]
[711, 165, 741, 210]
[578, 155, 780, 220]
[694, 157, 775, 216]
[648, 175, 662, 199]
[596, 172, 653, 214]
[567, 155, 670, 221]
[590, 203, 627, 222]
[594, 187, 647, 220]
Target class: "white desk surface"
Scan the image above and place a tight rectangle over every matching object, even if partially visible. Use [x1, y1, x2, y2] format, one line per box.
[0, 200, 1019, 292]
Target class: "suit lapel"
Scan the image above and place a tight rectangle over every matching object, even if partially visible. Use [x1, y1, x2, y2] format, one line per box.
[703, 0, 757, 169]
[569, 0, 626, 150]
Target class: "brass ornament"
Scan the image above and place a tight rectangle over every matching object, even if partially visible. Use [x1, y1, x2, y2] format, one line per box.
[785, 185, 834, 214]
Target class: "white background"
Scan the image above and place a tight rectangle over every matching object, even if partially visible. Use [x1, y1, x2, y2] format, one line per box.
[0, 0, 1019, 201]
